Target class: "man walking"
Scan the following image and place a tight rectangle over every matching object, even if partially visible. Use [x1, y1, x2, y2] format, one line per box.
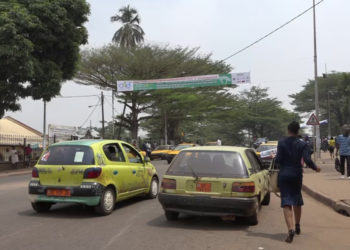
[336, 125, 350, 179]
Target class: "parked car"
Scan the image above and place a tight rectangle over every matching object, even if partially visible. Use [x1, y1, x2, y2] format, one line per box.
[28, 140, 159, 216]
[150, 145, 174, 160]
[165, 143, 197, 164]
[158, 146, 270, 225]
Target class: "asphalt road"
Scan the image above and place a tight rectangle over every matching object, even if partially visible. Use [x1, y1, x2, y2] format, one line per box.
[1, 161, 349, 250]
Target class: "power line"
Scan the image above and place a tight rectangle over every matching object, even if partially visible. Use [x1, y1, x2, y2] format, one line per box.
[56, 94, 99, 98]
[80, 98, 101, 128]
[221, 0, 325, 62]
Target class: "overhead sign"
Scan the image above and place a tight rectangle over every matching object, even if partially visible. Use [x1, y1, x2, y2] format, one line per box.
[306, 113, 319, 125]
[117, 72, 251, 92]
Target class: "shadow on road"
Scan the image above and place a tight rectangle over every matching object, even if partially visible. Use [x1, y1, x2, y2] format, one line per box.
[17, 196, 149, 219]
[245, 231, 286, 242]
[147, 214, 250, 231]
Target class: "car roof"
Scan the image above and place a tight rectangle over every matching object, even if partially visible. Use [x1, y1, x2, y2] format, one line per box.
[181, 146, 251, 153]
[261, 141, 278, 145]
[50, 139, 125, 147]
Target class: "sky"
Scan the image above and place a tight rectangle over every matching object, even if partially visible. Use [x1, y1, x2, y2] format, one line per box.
[5, 0, 350, 133]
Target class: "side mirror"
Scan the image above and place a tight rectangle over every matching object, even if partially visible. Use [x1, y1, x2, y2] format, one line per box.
[144, 156, 151, 163]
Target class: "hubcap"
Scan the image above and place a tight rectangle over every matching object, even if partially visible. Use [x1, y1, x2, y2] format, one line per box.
[151, 180, 158, 196]
[104, 190, 114, 211]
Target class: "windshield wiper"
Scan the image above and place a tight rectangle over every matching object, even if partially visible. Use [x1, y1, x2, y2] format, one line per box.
[187, 164, 200, 181]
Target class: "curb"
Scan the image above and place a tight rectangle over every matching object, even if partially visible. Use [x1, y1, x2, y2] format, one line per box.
[0, 169, 32, 178]
[302, 184, 350, 217]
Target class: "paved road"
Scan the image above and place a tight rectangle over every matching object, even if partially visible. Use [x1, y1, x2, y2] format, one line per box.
[1, 161, 349, 250]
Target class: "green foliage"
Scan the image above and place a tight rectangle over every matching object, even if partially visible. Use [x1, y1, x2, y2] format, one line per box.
[76, 44, 231, 140]
[0, 0, 90, 118]
[110, 5, 144, 47]
[290, 72, 350, 136]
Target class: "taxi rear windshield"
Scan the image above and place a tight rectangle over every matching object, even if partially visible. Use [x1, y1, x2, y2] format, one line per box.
[39, 146, 95, 165]
[167, 151, 248, 178]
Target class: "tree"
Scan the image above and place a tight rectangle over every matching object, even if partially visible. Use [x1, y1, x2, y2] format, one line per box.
[76, 44, 231, 140]
[290, 72, 350, 136]
[110, 5, 145, 47]
[238, 86, 297, 141]
[0, 0, 90, 118]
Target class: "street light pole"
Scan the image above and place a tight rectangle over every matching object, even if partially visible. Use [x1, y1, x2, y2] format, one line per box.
[43, 100, 46, 149]
[313, 0, 321, 159]
[101, 91, 105, 139]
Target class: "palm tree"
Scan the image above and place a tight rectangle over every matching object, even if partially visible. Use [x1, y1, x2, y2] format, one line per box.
[110, 5, 145, 48]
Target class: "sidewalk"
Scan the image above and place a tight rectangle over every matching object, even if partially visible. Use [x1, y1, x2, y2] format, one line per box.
[0, 166, 32, 178]
[303, 152, 350, 216]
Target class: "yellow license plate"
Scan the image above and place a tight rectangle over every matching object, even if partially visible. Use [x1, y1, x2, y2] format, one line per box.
[47, 189, 71, 197]
[196, 183, 211, 192]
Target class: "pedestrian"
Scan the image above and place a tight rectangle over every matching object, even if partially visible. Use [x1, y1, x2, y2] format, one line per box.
[275, 121, 320, 243]
[10, 146, 19, 169]
[321, 137, 329, 153]
[335, 125, 350, 179]
[328, 137, 336, 159]
[24, 144, 32, 168]
[216, 138, 222, 146]
[3, 148, 11, 162]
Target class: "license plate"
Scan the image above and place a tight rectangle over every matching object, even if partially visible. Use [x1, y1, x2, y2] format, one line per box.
[196, 182, 211, 192]
[47, 189, 71, 197]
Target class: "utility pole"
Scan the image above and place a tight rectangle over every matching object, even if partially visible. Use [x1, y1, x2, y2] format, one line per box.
[112, 90, 115, 139]
[313, 0, 321, 159]
[101, 91, 105, 139]
[43, 101, 47, 149]
[164, 109, 168, 145]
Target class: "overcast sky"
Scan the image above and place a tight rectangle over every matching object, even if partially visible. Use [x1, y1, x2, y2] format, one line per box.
[5, 0, 350, 132]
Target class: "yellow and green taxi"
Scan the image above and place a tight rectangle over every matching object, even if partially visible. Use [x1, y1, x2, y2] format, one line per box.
[165, 143, 197, 164]
[150, 145, 173, 160]
[158, 146, 270, 225]
[28, 140, 159, 216]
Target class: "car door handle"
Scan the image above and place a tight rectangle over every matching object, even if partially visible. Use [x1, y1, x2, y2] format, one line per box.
[132, 170, 136, 174]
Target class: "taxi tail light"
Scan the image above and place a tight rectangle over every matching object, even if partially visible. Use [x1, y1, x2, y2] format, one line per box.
[32, 167, 39, 178]
[232, 182, 255, 193]
[161, 178, 176, 189]
[83, 168, 102, 179]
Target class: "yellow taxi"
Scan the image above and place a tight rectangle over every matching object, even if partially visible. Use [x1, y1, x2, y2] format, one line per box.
[165, 143, 197, 164]
[150, 145, 173, 160]
[255, 141, 278, 157]
[158, 146, 270, 225]
[28, 140, 159, 216]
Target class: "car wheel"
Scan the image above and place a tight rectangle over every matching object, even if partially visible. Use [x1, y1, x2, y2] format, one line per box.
[261, 192, 270, 206]
[147, 177, 159, 199]
[94, 187, 115, 216]
[247, 197, 260, 226]
[31, 202, 52, 213]
[165, 211, 179, 221]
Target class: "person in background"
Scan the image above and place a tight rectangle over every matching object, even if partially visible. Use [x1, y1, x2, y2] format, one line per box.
[3, 148, 11, 162]
[275, 121, 320, 243]
[328, 137, 336, 159]
[24, 144, 32, 168]
[335, 125, 350, 179]
[10, 146, 19, 169]
[216, 138, 222, 146]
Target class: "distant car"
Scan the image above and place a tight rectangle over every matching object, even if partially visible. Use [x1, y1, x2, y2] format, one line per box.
[158, 146, 270, 225]
[28, 140, 159, 216]
[255, 141, 278, 168]
[253, 137, 268, 149]
[150, 145, 173, 160]
[205, 142, 217, 146]
[165, 143, 197, 164]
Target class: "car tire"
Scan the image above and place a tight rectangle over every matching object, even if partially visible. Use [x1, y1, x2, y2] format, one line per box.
[31, 202, 52, 213]
[165, 211, 179, 221]
[261, 192, 270, 206]
[147, 177, 159, 199]
[94, 187, 115, 216]
[247, 197, 259, 226]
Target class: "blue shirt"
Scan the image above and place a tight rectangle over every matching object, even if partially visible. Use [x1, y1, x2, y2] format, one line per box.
[336, 135, 350, 156]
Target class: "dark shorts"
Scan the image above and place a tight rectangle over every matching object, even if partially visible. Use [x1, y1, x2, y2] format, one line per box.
[328, 146, 334, 153]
